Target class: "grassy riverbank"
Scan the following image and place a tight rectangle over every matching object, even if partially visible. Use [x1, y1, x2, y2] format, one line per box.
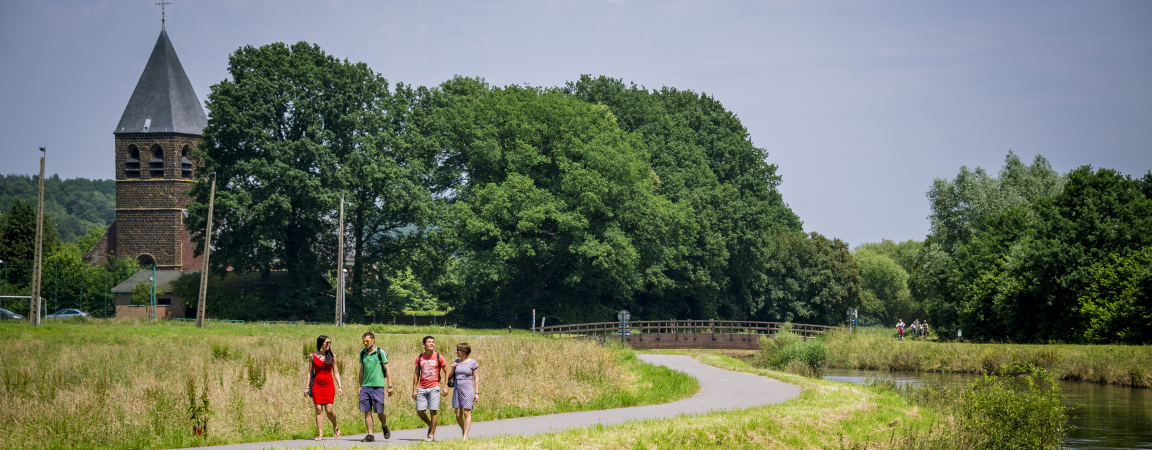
[824, 327, 1152, 388]
[0, 320, 697, 450]
[302, 350, 1067, 449]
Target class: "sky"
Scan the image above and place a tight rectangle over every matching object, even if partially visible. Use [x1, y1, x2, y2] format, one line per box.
[1, 0, 1150, 247]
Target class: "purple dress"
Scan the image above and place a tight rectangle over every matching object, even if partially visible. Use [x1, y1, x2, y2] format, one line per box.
[452, 358, 479, 409]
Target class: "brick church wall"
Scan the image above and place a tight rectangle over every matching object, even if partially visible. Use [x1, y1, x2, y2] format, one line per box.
[111, 133, 201, 270]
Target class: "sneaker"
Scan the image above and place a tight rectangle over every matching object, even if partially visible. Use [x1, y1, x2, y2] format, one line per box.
[425, 435, 435, 442]
[361, 434, 375, 442]
[382, 425, 391, 440]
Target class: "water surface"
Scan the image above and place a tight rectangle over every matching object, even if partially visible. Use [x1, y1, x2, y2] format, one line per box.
[823, 368, 1152, 450]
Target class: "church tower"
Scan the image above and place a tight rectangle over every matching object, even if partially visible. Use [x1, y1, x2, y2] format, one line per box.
[87, 28, 206, 270]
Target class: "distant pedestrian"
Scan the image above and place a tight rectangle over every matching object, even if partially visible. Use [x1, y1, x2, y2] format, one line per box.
[896, 319, 905, 341]
[449, 343, 480, 440]
[412, 336, 447, 442]
[358, 332, 394, 442]
[923, 321, 930, 338]
[305, 335, 343, 441]
[913, 320, 920, 339]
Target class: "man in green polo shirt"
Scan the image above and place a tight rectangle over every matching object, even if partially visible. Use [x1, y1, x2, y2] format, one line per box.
[358, 331, 394, 442]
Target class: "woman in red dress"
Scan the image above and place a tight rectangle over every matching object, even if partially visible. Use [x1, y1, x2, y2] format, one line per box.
[305, 335, 343, 441]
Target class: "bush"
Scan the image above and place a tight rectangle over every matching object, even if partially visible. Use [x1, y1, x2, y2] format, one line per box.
[755, 324, 829, 376]
[867, 364, 1069, 450]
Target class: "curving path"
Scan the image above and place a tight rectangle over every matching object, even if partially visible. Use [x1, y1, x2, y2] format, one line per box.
[182, 355, 800, 449]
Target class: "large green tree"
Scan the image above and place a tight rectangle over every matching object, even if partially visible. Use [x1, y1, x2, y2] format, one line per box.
[918, 153, 1152, 343]
[444, 85, 685, 326]
[186, 42, 388, 320]
[563, 75, 802, 320]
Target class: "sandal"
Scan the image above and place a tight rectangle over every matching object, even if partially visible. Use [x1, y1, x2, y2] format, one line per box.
[314, 435, 323, 441]
[334, 426, 341, 438]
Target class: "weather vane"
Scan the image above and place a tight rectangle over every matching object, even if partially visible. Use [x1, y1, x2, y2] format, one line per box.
[156, 1, 171, 29]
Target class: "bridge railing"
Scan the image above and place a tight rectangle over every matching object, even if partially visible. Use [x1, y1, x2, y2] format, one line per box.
[540, 319, 840, 339]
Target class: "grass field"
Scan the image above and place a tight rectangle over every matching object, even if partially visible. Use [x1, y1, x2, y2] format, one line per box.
[0, 319, 697, 450]
[291, 350, 1067, 449]
[823, 327, 1152, 387]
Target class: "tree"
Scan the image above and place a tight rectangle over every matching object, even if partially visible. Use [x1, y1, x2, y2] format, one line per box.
[0, 198, 60, 289]
[563, 75, 801, 320]
[444, 85, 682, 326]
[926, 151, 1064, 252]
[918, 156, 1152, 343]
[753, 231, 862, 324]
[1077, 246, 1152, 344]
[186, 42, 390, 320]
[856, 251, 915, 326]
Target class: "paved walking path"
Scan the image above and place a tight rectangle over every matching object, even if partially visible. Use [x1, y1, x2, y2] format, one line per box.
[182, 354, 800, 449]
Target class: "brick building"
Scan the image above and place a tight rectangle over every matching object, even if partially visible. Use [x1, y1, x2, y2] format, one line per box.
[85, 27, 206, 272]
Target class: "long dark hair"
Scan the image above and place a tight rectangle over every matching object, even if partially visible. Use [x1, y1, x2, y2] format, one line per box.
[316, 335, 334, 366]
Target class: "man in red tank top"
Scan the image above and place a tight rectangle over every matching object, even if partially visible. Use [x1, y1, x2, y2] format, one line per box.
[411, 336, 446, 442]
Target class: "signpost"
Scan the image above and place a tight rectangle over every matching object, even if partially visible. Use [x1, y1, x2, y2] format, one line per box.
[617, 310, 631, 346]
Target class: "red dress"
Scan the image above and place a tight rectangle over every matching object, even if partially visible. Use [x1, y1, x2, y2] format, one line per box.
[311, 353, 335, 405]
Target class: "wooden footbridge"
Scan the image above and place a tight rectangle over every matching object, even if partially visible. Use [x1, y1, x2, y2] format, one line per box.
[540, 320, 841, 350]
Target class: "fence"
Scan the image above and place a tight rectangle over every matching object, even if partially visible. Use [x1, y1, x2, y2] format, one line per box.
[539, 319, 841, 350]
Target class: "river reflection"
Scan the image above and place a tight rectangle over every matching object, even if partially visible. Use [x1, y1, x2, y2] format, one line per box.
[823, 369, 1152, 450]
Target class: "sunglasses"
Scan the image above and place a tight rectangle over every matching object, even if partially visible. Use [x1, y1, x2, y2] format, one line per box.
[362, 339, 373, 344]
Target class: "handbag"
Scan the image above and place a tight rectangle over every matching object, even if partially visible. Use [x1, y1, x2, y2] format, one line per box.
[448, 359, 457, 388]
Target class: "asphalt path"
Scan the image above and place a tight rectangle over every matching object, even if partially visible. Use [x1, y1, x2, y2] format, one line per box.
[181, 354, 801, 449]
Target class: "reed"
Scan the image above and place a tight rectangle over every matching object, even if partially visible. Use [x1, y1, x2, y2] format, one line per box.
[823, 327, 1152, 388]
[0, 320, 696, 450]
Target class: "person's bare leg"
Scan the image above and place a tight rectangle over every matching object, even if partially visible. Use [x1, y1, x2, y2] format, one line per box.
[417, 410, 432, 427]
[324, 404, 338, 437]
[314, 404, 324, 440]
[377, 412, 387, 429]
[428, 411, 438, 437]
[363, 411, 375, 435]
[455, 408, 465, 435]
[461, 408, 472, 440]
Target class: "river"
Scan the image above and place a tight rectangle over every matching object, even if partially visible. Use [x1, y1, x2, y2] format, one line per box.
[823, 368, 1152, 450]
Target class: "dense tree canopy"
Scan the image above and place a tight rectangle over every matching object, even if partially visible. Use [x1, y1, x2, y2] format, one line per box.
[0, 174, 114, 243]
[177, 47, 860, 326]
[562, 75, 807, 321]
[914, 151, 1152, 343]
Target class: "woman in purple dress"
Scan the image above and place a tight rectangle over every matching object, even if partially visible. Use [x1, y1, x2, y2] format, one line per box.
[450, 343, 480, 440]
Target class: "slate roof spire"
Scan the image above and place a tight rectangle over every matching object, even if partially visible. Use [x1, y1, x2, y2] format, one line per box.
[114, 29, 207, 135]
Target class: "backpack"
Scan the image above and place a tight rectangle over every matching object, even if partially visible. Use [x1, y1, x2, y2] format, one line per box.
[361, 348, 388, 379]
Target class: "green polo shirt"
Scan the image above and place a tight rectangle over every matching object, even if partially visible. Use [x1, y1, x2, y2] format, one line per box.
[360, 347, 388, 387]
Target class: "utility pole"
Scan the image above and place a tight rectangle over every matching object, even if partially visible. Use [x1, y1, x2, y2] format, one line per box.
[196, 173, 216, 328]
[335, 191, 344, 327]
[30, 147, 46, 326]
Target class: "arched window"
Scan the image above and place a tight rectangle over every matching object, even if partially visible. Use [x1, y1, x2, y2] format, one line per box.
[149, 145, 164, 178]
[137, 254, 156, 268]
[181, 146, 193, 179]
[125, 145, 141, 178]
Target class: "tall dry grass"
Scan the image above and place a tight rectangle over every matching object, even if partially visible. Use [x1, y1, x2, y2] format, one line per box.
[823, 327, 1152, 387]
[0, 320, 689, 450]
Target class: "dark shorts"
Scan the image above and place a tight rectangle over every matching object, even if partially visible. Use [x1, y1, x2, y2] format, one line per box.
[359, 387, 386, 413]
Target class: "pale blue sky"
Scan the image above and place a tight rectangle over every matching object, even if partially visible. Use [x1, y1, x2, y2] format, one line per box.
[1, 1, 1150, 246]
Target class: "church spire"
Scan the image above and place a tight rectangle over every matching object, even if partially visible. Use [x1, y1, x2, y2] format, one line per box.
[114, 28, 207, 135]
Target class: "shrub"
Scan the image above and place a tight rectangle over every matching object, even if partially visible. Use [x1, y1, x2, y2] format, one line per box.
[755, 325, 829, 376]
[868, 364, 1069, 450]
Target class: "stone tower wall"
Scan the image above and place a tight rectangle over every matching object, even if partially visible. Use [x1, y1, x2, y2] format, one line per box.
[112, 132, 200, 270]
